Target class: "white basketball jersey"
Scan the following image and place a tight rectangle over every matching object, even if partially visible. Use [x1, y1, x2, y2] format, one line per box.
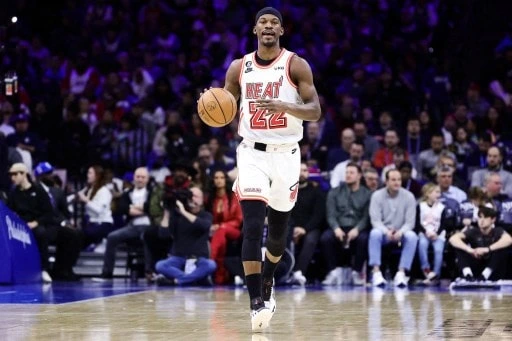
[238, 49, 303, 144]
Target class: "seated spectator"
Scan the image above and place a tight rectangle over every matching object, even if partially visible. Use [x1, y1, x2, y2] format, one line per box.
[460, 187, 487, 230]
[372, 128, 403, 170]
[415, 183, 448, 286]
[368, 169, 418, 287]
[155, 187, 216, 285]
[449, 203, 512, 282]
[96, 167, 154, 280]
[353, 120, 379, 161]
[484, 172, 512, 234]
[330, 140, 364, 188]
[326, 128, 355, 171]
[433, 153, 468, 193]
[143, 160, 195, 278]
[206, 170, 242, 285]
[448, 126, 476, 180]
[7, 163, 55, 283]
[289, 163, 326, 286]
[417, 133, 456, 182]
[381, 147, 417, 183]
[321, 163, 371, 286]
[208, 137, 235, 171]
[471, 146, 512, 197]
[466, 131, 492, 170]
[33, 162, 82, 281]
[77, 165, 115, 248]
[402, 116, 430, 168]
[399, 161, 422, 199]
[437, 166, 467, 204]
[363, 167, 380, 192]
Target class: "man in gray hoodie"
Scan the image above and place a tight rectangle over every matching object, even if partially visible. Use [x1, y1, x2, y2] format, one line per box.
[368, 169, 418, 287]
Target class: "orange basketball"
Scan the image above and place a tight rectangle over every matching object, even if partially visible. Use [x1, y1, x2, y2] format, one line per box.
[197, 88, 237, 127]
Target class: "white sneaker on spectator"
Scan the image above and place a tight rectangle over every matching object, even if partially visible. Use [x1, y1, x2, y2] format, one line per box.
[393, 271, 409, 287]
[322, 267, 342, 286]
[352, 270, 366, 286]
[93, 239, 107, 253]
[251, 306, 272, 332]
[372, 271, 386, 287]
[292, 270, 307, 286]
[234, 275, 244, 286]
[42, 271, 52, 283]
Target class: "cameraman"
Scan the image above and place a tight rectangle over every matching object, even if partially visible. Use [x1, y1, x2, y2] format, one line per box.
[155, 187, 216, 285]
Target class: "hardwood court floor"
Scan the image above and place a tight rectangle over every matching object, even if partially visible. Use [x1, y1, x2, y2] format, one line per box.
[1, 281, 512, 340]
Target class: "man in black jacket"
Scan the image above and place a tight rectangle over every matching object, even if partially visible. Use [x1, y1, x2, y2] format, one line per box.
[288, 162, 326, 285]
[33, 162, 83, 281]
[96, 167, 153, 279]
[7, 163, 54, 283]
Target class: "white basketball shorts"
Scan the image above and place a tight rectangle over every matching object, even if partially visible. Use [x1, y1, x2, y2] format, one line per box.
[233, 140, 300, 212]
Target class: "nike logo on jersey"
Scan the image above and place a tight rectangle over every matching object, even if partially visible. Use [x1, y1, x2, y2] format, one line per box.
[291, 148, 297, 154]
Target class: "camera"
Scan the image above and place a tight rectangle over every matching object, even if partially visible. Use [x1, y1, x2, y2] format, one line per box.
[163, 187, 192, 211]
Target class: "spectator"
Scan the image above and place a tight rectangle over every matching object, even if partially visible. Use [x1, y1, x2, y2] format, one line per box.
[466, 82, 490, 119]
[373, 128, 402, 170]
[436, 166, 467, 204]
[96, 167, 154, 280]
[415, 183, 448, 286]
[155, 187, 216, 285]
[466, 132, 492, 170]
[417, 133, 456, 181]
[381, 147, 418, 183]
[0, 102, 15, 137]
[6, 113, 45, 166]
[302, 121, 329, 171]
[33, 162, 83, 281]
[449, 203, 512, 282]
[7, 163, 54, 283]
[289, 163, 326, 286]
[77, 165, 114, 248]
[206, 170, 243, 285]
[353, 120, 379, 161]
[326, 128, 355, 171]
[471, 146, 512, 197]
[399, 161, 423, 199]
[402, 116, 430, 168]
[460, 187, 488, 230]
[330, 141, 364, 188]
[368, 169, 418, 287]
[363, 167, 380, 192]
[321, 163, 371, 286]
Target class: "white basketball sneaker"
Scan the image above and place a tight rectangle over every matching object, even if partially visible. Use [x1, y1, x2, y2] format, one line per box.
[250, 297, 272, 332]
[262, 279, 276, 318]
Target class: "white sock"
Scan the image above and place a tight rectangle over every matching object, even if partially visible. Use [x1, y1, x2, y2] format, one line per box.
[482, 268, 492, 280]
[462, 267, 473, 277]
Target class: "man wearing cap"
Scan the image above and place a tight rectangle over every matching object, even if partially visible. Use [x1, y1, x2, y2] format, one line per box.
[5, 113, 44, 164]
[449, 202, 512, 282]
[33, 162, 83, 281]
[7, 163, 54, 283]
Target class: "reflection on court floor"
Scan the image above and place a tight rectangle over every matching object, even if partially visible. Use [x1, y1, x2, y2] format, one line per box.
[1, 281, 512, 340]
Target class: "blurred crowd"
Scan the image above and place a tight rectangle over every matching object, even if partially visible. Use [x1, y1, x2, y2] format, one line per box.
[1, 0, 512, 285]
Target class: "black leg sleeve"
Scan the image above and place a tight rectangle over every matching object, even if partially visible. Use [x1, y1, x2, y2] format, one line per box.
[266, 206, 291, 257]
[240, 201, 267, 262]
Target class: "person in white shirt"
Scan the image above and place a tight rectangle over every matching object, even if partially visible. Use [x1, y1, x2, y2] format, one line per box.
[330, 141, 364, 188]
[415, 183, 448, 286]
[77, 165, 114, 248]
[96, 167, 153, 280]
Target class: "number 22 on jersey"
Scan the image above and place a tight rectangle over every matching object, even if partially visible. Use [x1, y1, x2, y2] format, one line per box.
[248, 101, 287, 129]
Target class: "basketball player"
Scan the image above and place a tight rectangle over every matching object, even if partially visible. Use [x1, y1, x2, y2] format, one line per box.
[223, 7, 321, 331]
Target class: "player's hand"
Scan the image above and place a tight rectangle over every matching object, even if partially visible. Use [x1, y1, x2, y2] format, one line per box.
[198, 87, 212, 101]
[334, 227, 345, 242]
[255, 99, 288, 114]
